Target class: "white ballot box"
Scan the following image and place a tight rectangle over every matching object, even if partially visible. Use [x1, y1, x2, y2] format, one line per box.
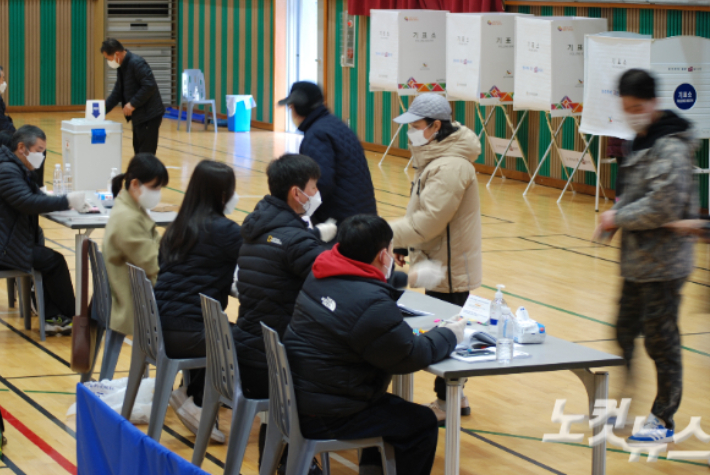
[61, 119, 123, 191]
[513, 16, 607, 116]
[369, 9, 448, 95]
[446, 12, 527, 104]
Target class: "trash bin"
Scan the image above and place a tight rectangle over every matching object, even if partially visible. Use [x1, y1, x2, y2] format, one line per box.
[226, 95, 257, 132]
[60, 119, 123, 191]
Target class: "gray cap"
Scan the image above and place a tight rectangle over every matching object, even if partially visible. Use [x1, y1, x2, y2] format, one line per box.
[394, 93, 452, 124]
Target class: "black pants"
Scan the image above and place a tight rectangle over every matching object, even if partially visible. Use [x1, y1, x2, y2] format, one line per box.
[31, 245, 75, 318]
[132, 115, 162, 155]
[616, 278, 685, 429]
[300, 394, 439, 475]
[426, 290, 469, 400]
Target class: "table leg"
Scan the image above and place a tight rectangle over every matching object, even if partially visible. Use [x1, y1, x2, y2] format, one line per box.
[74, 230, 93, 316]
[445, 378, 464, 475]
[391, 375, 403, 397]
[572, 369, 609, 475]
[400, 373, 414, 402]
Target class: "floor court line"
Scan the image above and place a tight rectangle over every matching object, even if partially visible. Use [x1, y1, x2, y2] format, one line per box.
[0, 317, 72, 367]
[0, 455, 28, 475]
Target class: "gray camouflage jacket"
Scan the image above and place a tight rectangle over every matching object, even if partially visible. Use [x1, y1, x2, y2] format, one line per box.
[613, 127, 697, 282]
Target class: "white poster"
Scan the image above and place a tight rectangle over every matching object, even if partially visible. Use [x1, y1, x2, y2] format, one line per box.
[559, 149, 595, 172]
[488, 137, 524, 157]
[652, 36, 710, 138]
[447, 13, 523, 104]
[514, 17, 607, 116]
[580, 34, 652, 139]
[369, 10, 447, 95]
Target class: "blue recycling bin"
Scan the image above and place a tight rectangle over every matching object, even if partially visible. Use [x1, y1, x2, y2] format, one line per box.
[226, 95, 256, 132]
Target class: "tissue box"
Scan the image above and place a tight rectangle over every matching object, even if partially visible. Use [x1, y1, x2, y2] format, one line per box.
[513, 319, 546, 344]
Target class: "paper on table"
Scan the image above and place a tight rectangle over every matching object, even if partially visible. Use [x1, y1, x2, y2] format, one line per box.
[460, 294, 491, 324]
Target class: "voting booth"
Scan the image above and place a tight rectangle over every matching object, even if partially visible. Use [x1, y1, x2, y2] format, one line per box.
[447, 12, 531, 185]
[514, 16, 607, 199]
[61, 119, 123, 192]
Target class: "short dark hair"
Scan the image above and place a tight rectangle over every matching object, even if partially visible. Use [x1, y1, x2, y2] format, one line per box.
[424, 118, 460, 142]
[266, 154, 321, 202]
[11, 125, 46, 152]
[100, 38, 125, 56]
[618, 69, 656, 100]
[337, 215, 393, 264]
[111, 153, 169, 197]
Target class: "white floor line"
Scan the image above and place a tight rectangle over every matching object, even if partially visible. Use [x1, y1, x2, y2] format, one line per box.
[124, 337, 132, 346]
[328, 453, 359, 472]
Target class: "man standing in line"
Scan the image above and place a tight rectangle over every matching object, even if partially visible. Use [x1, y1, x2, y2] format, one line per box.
[101, 38, 165, 155]
[595, 69, 697, 444]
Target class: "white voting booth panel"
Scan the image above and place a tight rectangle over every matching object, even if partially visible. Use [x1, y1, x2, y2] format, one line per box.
[61, 119, 123, 192]
[446, 13, 524, 104]
[369, 10, 447, 95]
[514, 17, 607, 116]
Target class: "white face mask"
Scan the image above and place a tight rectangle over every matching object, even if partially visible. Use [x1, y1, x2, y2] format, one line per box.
[407, 123, 435, 147]
[138, 184, 161, 210]
[223, 192, 240, 215]
[0, 82, 6, 94]
[25, 150, 45, 169]
[382, 250, 394, 280]
[107, 55, 120, 69]
[625, 111, 654, 134]
[298, 189, 322, 217]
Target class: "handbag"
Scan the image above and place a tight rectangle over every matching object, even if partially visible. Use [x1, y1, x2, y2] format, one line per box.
[71, 239, 97, 374]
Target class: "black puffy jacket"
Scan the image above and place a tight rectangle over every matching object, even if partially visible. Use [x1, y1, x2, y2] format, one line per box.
[298, 105, 377, 224]
[155, 215, 242, 332]
[235, 195, 324, 370]
[0, 146, 69, 272]
[105, 51, 165, 125]
[0, 96, 16, 133]
[284, 245, 457, 418]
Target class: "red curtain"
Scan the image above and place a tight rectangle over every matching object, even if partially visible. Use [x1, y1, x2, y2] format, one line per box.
[348, 0, 504, 16]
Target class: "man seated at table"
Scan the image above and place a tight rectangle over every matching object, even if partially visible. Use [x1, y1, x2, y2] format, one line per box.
[284, 215, 466, 475]
[0, 125, 90, 335]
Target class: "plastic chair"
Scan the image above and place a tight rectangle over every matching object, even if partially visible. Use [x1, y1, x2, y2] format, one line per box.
[192, 295, 269, 473]
[0, 269, 47, 341]
[259, 323, 396, 475]
[80, 240, 126, 383]
[177, 69, 218, 133]
[121, 264, 206, 442]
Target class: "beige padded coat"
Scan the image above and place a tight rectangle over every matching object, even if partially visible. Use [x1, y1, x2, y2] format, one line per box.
[391, 124, 482, 294]
[102, 190, 161, 335]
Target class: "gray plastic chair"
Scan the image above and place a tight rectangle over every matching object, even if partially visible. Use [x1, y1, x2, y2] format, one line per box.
[177, 69, 218, 133]
[122, 264, 206, 441]
[192, 295, 269, 473]
[0, 269, 47, 341]
[80, 240, 126, 383]
[259, 323, 396, 475]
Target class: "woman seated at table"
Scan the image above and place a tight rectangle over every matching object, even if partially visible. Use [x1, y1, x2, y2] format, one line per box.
[154, 160, 242, 443]
[103, 153, 169, 338]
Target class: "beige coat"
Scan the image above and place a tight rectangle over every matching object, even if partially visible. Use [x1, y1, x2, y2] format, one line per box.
[391, 124, 482, 293]
[102, 190, 161, 335]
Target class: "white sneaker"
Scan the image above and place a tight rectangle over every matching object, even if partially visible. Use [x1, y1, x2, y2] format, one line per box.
[169, 386, 188, 412]
[627, 414, 674, 444]
[176, 396, 226, 444]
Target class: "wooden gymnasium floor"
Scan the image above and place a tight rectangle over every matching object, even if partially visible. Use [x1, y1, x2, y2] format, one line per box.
[1, 110, 710, 475]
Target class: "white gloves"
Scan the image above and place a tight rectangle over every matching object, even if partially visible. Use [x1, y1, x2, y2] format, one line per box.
[440, 318, 467, 345]
[316, 219, 337, 243]
[408, 260, 446, 289]
[67, 191, 91, 213]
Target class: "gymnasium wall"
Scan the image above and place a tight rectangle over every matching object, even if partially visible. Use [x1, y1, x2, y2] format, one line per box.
[0, 0, 98, 107]
[176, 0, 274, 125]
[325, 0, 710, 206]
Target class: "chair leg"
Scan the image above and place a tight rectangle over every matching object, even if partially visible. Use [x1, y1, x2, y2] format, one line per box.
[320, 452, 330, 475]
[191, 376, 221, 467]
[187, 103, 194, 133]
[18, 276, 31, 330]
[379, 442, 396, 475]
[147, 355, 180, 441]
[177, 98, 184, 131]
[285, 439, 317, 475]
[259, 420, 287, 475]
[32, 271, 46, 341]
[6, 278, 15, 308]
[212, 105, 218, 133]
[81, 326, 105, 383]
[99, 330, 125, 381]
[222, 397, 260, 475]
[121, 344, 148, 420]
[205, 104, 210, 131]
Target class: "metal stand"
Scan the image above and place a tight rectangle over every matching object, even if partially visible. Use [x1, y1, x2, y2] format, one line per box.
[524, 115, 565, 196]
[476, 104, 531, 187]
[557, 131, 608, 204]
[379, 96, 409, 169]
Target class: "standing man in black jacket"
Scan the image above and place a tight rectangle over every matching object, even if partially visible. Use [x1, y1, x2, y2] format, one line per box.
[101, 38, 165, 155]
[284, 215, 466, 475]
[0, 126, 91, 334]
[279, 82, 377, 225]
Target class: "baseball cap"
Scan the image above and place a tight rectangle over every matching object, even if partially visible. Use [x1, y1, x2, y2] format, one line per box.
[278, 81, 324, 110]
[393, 93, 452, 124]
